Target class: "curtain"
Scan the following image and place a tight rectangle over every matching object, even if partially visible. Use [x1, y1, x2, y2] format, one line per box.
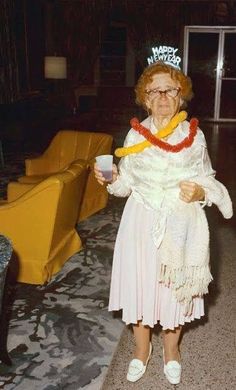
[47, 0, 111, 87]
[0, 0, 19, 103]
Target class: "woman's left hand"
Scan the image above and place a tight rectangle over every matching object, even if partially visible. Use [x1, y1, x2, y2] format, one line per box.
[179, 181, 205, 203]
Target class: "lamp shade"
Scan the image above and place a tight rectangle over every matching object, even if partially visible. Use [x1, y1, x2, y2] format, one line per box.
[44, 56, 67, 79]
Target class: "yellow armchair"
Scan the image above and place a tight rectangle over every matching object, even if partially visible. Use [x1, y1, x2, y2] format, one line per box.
[17, 130, 113, 221]
[0, 162, 88, 284]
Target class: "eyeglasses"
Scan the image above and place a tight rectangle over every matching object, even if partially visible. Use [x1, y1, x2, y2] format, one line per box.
[145, 87, 181, 98]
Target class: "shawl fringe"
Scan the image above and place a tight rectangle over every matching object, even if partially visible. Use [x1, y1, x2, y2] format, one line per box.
[159, 263, 213, 304]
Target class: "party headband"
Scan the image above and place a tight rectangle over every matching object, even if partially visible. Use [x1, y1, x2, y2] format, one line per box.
[147, 45, 181, 70]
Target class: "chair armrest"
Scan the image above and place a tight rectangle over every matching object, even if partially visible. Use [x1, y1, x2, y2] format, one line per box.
[0, 181, 61, 254]
[7, 182, 36, 202]
[69, 159, 89, 169]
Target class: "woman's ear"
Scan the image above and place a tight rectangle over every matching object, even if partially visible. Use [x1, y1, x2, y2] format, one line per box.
[180, 98, 187, 109]
[145, 99, 150, 109]
[145, 104, 152, 115]
[179, 97, 185, 108]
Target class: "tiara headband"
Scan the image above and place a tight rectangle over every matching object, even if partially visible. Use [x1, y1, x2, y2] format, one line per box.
[147, 45, 181, 70]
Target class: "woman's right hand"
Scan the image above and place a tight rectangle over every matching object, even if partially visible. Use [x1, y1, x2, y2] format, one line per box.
[94, 163, 118, 185]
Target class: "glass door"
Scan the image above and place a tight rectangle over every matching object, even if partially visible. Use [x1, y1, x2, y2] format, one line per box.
[219, 31, 236, 119]
[183, 27, 236, 121]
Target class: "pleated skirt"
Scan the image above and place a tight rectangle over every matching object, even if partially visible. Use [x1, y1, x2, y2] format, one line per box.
[108, 195, 204, 330]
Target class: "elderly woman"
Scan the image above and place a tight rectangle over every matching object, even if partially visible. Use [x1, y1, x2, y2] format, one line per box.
[94, 61, 232, 385]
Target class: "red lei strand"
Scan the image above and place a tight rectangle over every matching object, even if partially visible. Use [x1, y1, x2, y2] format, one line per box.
[130, 117, 199, 153]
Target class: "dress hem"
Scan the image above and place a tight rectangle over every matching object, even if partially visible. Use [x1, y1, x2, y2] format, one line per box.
[108, 307, 205, 330]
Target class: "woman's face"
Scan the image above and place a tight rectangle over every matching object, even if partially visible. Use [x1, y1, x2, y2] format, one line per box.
[145, 73, 182, 119]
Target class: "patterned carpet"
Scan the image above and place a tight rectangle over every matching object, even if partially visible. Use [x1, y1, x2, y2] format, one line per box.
[0, 152, 125, 389]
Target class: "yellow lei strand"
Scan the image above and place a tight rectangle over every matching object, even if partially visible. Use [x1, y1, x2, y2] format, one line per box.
[115, 111, 187, 157]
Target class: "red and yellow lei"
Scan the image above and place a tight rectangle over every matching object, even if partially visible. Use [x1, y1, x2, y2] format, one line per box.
[115, 111, 199, 157]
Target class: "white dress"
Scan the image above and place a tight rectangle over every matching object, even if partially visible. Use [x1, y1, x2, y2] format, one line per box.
[107, 117, 233, 330]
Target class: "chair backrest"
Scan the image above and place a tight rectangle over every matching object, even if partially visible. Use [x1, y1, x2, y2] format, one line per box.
[44, 130, 113, 171]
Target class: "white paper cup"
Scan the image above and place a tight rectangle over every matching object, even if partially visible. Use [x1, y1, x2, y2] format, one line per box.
[95, 154, 113, 181]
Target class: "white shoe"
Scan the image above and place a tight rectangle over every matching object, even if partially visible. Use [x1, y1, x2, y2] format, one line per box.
[126, 343, 152, 382]
[163, 349, 181, 385]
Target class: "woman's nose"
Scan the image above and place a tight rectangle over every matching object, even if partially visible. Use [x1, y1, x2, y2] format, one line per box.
[159, 91, 168, 99]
